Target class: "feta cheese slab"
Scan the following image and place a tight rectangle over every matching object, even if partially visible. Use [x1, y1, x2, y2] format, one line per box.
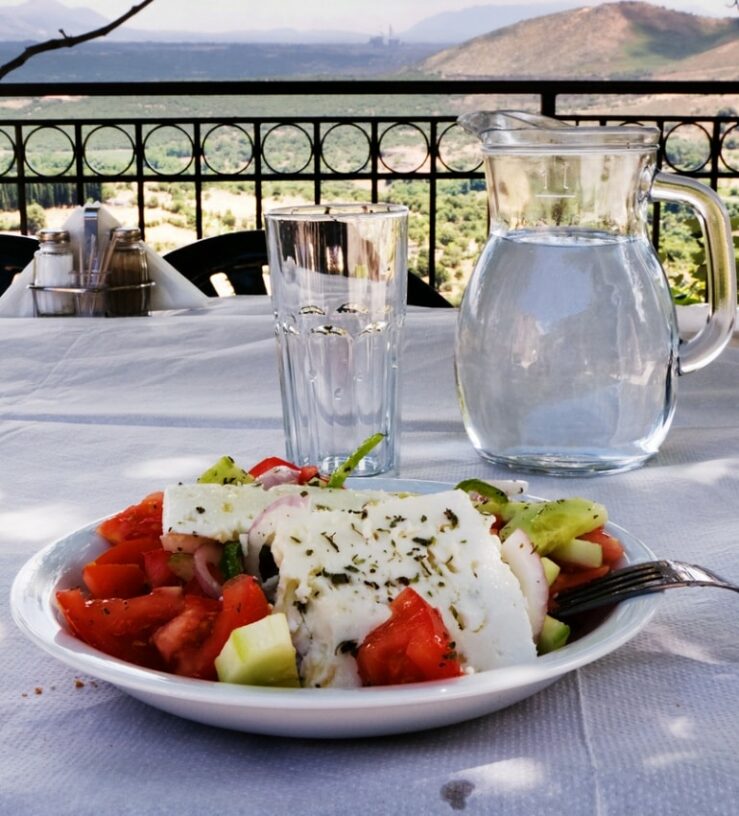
[162, 483, 277, 542]
[270, 489, 536, 688]
[163, 483, 396, 543]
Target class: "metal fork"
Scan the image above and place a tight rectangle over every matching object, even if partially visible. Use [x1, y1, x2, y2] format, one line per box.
[553, 559, 739, 617]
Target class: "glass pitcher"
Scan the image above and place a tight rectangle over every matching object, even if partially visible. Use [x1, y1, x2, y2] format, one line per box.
[455, 111, 735, 475]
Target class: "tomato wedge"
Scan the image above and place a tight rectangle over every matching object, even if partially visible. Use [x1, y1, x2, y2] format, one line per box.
[356, 588, 463, 686]
[177, 574, 271, 680]
[151, 595, 220, 672]
[95, 535, 163, 567]
[142, 548, 180, 588]
[56, 586, 184, 668]
[580, 527, 625, 565]
[82, 562, 149, 599]
[550, 565, 610, 597]
[97, 492, 163, 545]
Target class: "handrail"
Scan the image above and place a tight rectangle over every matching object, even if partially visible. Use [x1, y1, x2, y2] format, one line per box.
[0, 79, 738, 97]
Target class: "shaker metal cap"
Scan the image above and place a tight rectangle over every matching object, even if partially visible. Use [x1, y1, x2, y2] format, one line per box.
[37, 229, 71, 243]
[111, 226, 142, 242]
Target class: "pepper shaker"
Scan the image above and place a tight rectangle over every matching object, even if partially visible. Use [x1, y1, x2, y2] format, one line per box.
[105, 227, 150, 316]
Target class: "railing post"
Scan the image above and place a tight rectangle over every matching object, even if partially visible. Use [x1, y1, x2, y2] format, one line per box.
[15, 123, 27, 235]
[134, 122, 145, 239]
[313, 121, 321, 205]
[428, 120, 438, 290]
[74, 123, 84, 205]
[710, 119, 721, 192]
[370, 120, 379, 204]
[193, 122, 203, 239]
[540, 90, 557, 118]
[254, 121, 263, 230]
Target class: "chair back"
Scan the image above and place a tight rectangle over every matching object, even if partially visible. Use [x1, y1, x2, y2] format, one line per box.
[164, 229, 453, 307]
[163, 230, 268, 297]
[0, 233, 39, 296]
[408, 272, 453, 308]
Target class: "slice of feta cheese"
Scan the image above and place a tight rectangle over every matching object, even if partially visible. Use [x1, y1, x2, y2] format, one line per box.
[162, 483, 277, 542]
[163, 482, 397, 544]
[270, 489, 536, 689]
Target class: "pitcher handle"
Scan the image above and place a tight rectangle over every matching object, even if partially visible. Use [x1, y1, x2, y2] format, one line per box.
[651, 171, 736, 374]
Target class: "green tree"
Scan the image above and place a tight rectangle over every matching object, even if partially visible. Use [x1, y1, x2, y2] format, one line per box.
[26, 202, 46, 234]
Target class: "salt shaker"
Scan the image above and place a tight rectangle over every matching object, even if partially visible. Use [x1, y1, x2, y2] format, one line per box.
[105, 227, 150, 316]
[32, 229, 76, 316]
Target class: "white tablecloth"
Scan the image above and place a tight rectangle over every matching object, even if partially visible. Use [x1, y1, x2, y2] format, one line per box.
[2, 298, 738, 815]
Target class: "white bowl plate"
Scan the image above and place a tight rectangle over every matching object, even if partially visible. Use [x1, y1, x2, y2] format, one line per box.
[11, 478, 659, 738]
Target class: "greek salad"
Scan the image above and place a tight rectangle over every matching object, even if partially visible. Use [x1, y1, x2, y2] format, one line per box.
[56, 435, 625, 689]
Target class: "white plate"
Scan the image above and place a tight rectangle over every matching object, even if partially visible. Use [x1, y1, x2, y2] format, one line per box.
[11, 478, 659, 739]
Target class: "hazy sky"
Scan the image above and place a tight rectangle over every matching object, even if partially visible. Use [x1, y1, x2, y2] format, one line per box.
[0, 0, 735, 33]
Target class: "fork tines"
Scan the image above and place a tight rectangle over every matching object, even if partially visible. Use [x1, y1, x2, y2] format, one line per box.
[554, 560, 673, 612]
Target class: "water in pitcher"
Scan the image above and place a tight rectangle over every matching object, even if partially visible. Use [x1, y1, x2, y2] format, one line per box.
[455, 228, 680, 474]
[276, 306, 401, 476]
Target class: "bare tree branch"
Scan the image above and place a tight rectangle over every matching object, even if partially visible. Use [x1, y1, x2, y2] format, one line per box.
[0, 0, 156, 81]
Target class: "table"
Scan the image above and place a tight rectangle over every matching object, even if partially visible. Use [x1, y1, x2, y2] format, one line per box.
[2, 297, 738, 816]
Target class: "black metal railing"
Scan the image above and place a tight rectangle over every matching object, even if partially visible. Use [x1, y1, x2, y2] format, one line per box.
[0, 79, 737, 290]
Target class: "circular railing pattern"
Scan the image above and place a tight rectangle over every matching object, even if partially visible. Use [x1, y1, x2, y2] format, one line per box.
[0, 129, 16, 176]
[436, 123, 483, 173]
[6, 117, 737, 183]
[143, 124, 195, 175]
[202, 124, 254, 175]
[378, 123, 430, 174]
[24, 125, 76, 177]
[719, 124, 739, 174]
[83, 125, 135, 176]
[321, 123, 371, 174]
[663, 122, 712, 173]
[261, 123, 313, 174]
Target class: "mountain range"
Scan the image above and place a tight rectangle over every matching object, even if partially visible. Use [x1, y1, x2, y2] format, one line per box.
[421, 1, 739, 80]
[2, 0, 728, 46]
[0, 0, 734, 82]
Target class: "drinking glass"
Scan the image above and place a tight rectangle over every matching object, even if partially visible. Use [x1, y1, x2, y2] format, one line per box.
[265, 203, 408, 476]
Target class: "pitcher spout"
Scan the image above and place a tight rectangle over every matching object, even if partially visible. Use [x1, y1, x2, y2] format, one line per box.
[457, 110, 568, 145]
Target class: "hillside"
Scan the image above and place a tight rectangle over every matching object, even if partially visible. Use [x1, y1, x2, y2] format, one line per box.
[420, 1, 739, 79]
[653, 37, 739, 82]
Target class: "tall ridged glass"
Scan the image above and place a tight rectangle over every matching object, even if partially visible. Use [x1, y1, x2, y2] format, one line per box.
[265, 203, 408, 476]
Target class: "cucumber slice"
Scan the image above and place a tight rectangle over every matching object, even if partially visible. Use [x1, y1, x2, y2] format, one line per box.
[551, 537, 603, 569]
[455, 479, 509, 516]
[215, 613, 300, 687]
[537, 615, 571, 655]
[501, 497, 607, 556]
[198, 456, 254, 485]
[540, 556, 561, 586]
[495, 499, 533, 524]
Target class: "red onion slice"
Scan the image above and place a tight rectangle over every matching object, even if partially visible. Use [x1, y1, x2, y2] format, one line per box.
[256, 465, 301, 490]
[500, 528, 548, 639]
[193, 541, 224, 598]
[244, 493, 310, 575]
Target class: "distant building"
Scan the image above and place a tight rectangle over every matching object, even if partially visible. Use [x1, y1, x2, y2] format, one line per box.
[368, 27, 401, 48]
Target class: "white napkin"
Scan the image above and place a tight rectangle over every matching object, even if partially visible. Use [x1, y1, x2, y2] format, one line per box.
[0, 205, 209, 316]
